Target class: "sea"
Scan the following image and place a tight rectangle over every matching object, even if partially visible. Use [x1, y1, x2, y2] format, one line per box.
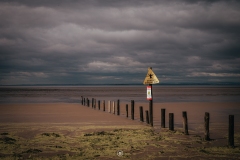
[1, 85, 240, 104]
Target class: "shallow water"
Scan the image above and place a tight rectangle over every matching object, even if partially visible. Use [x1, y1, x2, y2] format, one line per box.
[0, 85, 240, 103]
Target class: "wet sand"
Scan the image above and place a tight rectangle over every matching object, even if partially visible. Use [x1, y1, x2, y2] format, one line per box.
[0, 102, 240, 159]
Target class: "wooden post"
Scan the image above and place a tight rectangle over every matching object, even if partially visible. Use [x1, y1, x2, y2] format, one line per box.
[146, 110, 149, 124]
[98, 100, 100, 110]
[108, 101, 111, 113]
[87, 98, 89, 107]
[92, 98, 94, 108]
[204, 112, 210, 141]
[131, 100, 134, 120]
[81, 96, 83, 105]
[229, 115, 234, 147]
[149, 84, 153, 127]
[161, 108, 165, 128]
[182, 111, 189, 135]
[139, 106, 144, 122]
[169, 113, 174, 131]
[94, 99, 96, 109]
[103, 100, 105, 111]
[112, 101, 115, 114]
[117, 99, 120, 115]
[126, 104, 128, 118]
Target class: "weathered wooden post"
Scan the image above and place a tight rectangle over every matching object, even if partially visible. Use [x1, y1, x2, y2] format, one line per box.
[103, 100, 105, 111]
[94, 99, 96, 109]
[92, 98, 94, 108]
[131, 100, 134, 120]
[161, 108, 165, 128]
[87, 98, 89, 107]
[126, 104, 128, 118]
[139, 106, 144, 122]
[98, 100, 100, 110]
[81, 96, 83, 105]
[182, 111, 189, 135]
[117, 99, 120, 115]
[204, 112, 210, 141]
[146, 110, 149, 124]
[112, 101, 115, 114]
[108, 101, 111, 113]
[169, 113, 174, 131]
[229, 115, 234, 147]
[143, 67, 160, 127]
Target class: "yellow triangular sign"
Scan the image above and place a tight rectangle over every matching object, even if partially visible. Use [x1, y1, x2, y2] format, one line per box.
[143, 67, 160, 84]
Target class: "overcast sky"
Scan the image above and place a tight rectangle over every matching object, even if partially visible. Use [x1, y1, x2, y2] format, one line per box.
[0, 0, 240, 85]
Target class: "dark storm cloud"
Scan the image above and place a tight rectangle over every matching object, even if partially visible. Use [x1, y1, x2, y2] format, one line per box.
[0, 0, 240, 85]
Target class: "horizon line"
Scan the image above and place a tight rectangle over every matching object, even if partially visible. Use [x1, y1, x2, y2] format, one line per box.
[1, 82, 240, 87]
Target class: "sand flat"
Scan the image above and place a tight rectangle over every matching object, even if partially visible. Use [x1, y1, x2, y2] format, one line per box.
[0, 102, 240, 159]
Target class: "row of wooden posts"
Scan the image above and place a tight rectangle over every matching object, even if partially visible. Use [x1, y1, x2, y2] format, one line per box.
[81, 96, 235, 148]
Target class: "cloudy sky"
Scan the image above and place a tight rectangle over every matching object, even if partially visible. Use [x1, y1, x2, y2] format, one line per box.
[0, 0, 240, 85]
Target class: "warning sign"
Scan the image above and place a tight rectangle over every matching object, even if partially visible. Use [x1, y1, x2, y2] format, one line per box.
[147, 86, 152, 100]
[143, 67, 160, 84]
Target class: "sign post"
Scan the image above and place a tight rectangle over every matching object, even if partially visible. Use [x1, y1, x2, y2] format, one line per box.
[143, 67, 160, 127]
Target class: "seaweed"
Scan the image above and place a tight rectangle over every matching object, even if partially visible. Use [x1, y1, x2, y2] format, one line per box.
[0, 137, 16, 144]
[41, 132, 60, 137]
[22, 149, 42, 154]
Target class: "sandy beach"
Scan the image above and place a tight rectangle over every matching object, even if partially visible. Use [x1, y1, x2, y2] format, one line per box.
[0, 102, 240, 159]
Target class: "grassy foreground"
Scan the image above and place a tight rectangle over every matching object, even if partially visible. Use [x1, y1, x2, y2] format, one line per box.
[0, 124, 240, 159]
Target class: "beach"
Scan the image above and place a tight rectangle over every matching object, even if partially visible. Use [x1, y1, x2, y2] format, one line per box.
[0, 102, 240, 159]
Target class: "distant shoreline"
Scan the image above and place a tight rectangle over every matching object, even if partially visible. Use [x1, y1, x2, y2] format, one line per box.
[1, 83, 240, 87]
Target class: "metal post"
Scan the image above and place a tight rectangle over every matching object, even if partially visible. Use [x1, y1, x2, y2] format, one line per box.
[149, 88, 153, 127]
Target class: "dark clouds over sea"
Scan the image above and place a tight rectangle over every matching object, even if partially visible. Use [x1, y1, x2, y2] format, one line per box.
[0, 0, 240, 85]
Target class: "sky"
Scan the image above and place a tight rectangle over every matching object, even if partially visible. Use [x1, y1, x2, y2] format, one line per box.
[0, 0, 240, 85]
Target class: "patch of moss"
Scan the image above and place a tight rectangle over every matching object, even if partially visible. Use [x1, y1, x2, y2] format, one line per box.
[0, 133, 9, 135]
[199, 148, 210, 154]
[0, 137, 16, 144]
[41, 133, 61, 137]
[22, 148, 42, 154]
